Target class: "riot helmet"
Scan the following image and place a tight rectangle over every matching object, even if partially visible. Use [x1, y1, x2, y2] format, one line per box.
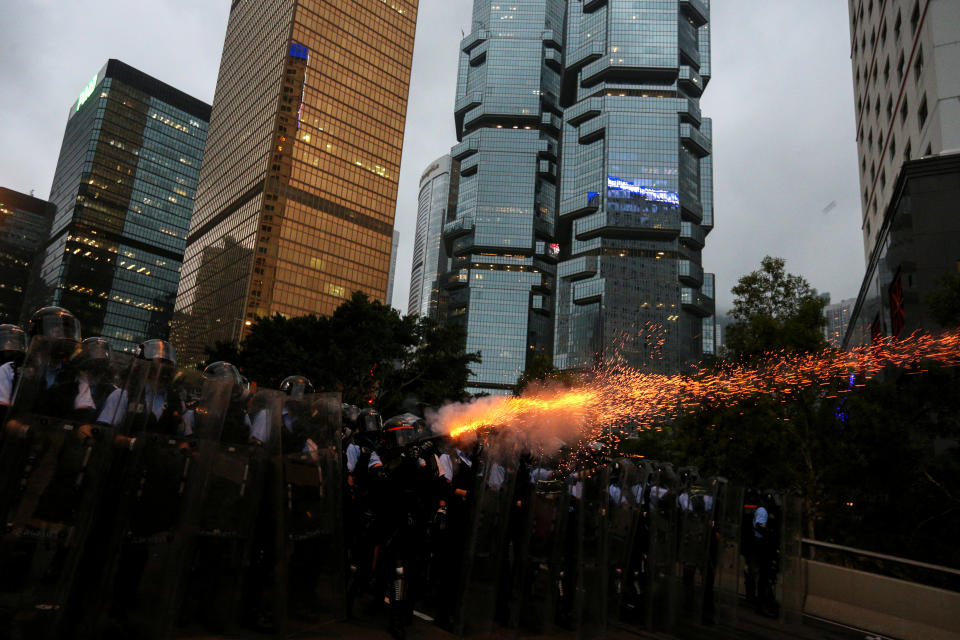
[280, 375, 314, 398]
[136, 338, 177, 386]
[28, 306, 81, 359]
[71, 336, 113, 378]
[202, 360, 251, 404]
[135, 339, 177, 365]
[356, 407, 382, 434]
[382, 413, 425, 450]
[0, 324, 27, 366]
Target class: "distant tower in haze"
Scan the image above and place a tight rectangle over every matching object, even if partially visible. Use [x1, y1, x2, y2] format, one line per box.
[409, 155, 457, 319]
[172, 0, 420, 362]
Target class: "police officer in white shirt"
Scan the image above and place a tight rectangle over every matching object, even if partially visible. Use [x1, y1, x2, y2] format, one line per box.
[0, 324, 26, 425]
[1, 307, 85, 435]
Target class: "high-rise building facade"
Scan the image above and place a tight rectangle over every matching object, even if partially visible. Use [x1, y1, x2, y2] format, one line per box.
[39, 60, 210, 351]
[849, 0, 960, 259]
[387, 230, 400, 307]
[442, 0, 565, 394]
[0, 188, 55, 324]
[443, 0, 715, 392]
[554, 0, 714, 373]
[172, 0, 418, 363]
[824, 296, 857, 348]
[409, 155, 457, 319]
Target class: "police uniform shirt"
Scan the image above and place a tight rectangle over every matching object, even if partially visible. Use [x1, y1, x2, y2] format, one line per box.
[649, 484, 668, 507]
[436, 453, 454, 483]
[455, 448, 472, 469]
[345, 441, 382, 472]
[181, 409, 195, 436]
[0, 361, 14, 405]
[248, 408, 270, 443]
[529, 466, 553, 482]
[679, 492, 692, 512]
[609, 483, 626, 505]
[486, 463, 505, 489]
[143, 384, 169, 421]
[631, 483, 645, 505]
[753, 506, 768, 538]
[74, 373, 128, 427]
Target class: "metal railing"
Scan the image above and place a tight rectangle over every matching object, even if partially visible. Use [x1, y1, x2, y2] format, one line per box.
[802, 538, 960, 592]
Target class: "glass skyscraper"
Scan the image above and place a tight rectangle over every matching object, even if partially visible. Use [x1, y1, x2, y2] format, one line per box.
[555, 0, 714, 373]
[443, 0, 715, 390]
[409, 155, 458, 319]
[172, 0, 419, 364]
[442, 0, 565, 394]
[40, 60, 210, 351]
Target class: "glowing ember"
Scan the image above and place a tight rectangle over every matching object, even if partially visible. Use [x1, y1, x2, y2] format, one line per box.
[432, 330, 960, 449]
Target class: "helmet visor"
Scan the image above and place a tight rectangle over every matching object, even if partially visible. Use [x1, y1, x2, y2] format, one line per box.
[79, 337, 112, 362]
[140, 340, 177, 365]
[37, 313, 81, 342]
[0, 325, 26, 353]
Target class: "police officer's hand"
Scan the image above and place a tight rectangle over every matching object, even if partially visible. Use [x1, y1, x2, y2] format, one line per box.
[78, 424, 96, 441]
[4, 418, 29, 438]
[114, 434, 136, 450]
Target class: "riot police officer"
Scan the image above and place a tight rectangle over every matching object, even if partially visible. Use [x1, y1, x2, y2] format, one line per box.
[132, 339, 185, 435]
[0, 306, 81, 423]
[0, 323, 26, 427]
[753, 491, 780, 617]
[200, 360, 252, 443]
[67, 337, 129, 431]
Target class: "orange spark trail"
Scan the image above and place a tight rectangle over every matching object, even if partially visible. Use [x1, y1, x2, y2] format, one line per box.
[433, 329, 960, 446]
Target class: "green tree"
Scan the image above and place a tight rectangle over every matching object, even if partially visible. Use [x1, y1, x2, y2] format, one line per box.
[512, 352, 577, 396]
[201, 292, 479, 416]
[726, 256, 828, 358]
[928, 272, 960, 328]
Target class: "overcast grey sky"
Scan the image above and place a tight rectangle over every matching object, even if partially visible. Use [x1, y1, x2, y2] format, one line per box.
[0, 0, 863, 315]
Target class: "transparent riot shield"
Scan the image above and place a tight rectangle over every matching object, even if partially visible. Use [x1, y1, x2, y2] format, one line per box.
[0, 337, 143, 639]
[606, 459, 640, 624]
[510, 465, 569, 634]
[453, 455, 518, 637]
[173, 387, 282, 636]
[275, 392, 345, 635]
[570, 462, 610, 637]
[621, 459, 653, 627]
[79, 369, 231, 640]
[675, 473, 722, 632]
[643, 462, 680, 632]
[714, 484, 743, 625]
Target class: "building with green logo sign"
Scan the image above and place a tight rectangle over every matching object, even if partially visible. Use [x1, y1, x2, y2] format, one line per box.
[36, 59, 211, 351]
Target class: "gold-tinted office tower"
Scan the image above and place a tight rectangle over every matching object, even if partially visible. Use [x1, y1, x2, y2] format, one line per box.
[173, 0, 418, 362]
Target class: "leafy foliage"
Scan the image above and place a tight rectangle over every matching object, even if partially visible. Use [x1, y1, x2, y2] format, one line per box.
[202, 292, 479, 416]
[655, 256, 960, 566]
[513, 352, 577, 396]
[725, 256, 828, 358]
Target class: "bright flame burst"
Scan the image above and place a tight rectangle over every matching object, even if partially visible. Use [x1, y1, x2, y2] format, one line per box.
[433, 329, 960, 448]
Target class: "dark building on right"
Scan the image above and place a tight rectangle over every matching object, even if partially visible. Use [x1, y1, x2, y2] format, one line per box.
[843, 0, 960, 346]
[843, 152, 960, 347]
